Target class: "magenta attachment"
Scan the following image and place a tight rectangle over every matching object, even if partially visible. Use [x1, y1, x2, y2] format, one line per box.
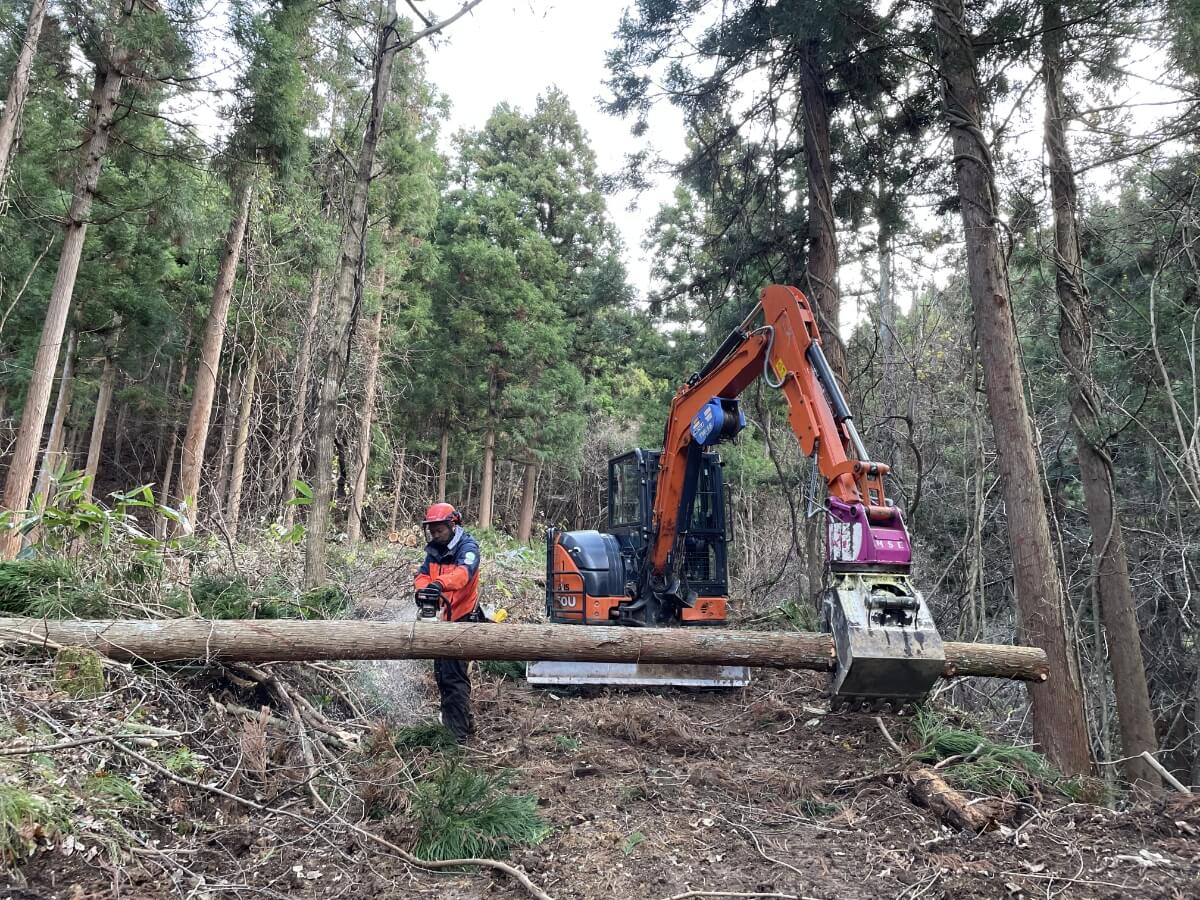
[825, 496, 912, 569]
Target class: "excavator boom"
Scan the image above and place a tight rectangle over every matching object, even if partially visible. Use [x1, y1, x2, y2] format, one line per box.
[534, 284, 945, 705]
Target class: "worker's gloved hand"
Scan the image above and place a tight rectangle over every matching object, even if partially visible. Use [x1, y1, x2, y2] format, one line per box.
[415, 581, 444, 600]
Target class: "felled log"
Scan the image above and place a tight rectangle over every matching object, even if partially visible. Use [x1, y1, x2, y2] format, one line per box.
[0, 618, 1048, 682]
[906, 766, 1015, 831]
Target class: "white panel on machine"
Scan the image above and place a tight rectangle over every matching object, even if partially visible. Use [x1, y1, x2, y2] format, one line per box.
[526, 660, 751, 688]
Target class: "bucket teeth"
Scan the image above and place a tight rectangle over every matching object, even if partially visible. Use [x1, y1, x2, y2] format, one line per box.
[829, 694, 920, 715]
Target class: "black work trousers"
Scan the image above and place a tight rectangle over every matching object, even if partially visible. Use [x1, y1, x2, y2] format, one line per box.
[434, 657, 473, 742]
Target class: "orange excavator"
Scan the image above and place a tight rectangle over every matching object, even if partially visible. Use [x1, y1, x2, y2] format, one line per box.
[528, 285, 946, 707]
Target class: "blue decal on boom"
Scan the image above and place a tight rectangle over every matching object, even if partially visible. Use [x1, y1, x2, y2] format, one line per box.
[691, 399, 724, 446]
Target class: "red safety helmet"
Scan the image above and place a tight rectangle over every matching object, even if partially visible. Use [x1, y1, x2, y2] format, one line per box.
[422, 502, 462, 527]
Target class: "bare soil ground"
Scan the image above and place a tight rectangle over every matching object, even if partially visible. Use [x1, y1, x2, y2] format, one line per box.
[3, 546, 1198, 900]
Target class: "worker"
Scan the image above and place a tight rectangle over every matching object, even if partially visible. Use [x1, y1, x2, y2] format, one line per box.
[413, 502, 483, 743]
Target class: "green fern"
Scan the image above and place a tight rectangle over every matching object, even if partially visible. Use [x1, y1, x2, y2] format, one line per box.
[912, 709, 1057, 797]
[0, 784, 65, 865]
[410, 761, 550, 861]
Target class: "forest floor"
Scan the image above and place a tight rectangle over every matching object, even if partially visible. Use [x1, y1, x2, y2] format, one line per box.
[2, 542, 1198, 900]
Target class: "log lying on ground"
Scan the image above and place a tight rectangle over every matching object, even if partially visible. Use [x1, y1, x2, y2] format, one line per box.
[906, 766, 1015, 831]
[0, 618, 1049, 682]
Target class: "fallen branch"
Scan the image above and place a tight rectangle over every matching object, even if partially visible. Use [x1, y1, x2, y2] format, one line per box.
[342, 812, 555, 900]
[227, 662, 359, 750]
[876, 716, 905, 756]
[1140, 751, 1193, 794]
[209, 696, 348, 753]
[827, 770, 903, 793]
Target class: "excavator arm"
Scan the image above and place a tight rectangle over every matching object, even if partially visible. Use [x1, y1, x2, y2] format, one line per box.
[641, 284, 945, 707]
[537, 283, 945, 705]
[649, 284, 896, 583]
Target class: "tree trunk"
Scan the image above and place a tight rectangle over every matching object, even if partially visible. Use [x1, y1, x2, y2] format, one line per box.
[517, 456, 538, 544]
[962, 385, 986, 642]
[111, 401, 128, 473]
[503, 460, 518, 524]
[304, 1, 401, 588]
[798, 39, 847, 387]
[437, 422, 449, 502]
[907, 767, 1004, 833]
[281, 269, 323, 527]
[877, 229, 897, 465]
[388, 447, 406, 533]
[348, 304, 383, 545]
[0, 617, 1049, 681]
[0, 0, 48, 204]
[804, 512, 823, 605]
[225, 342, 259, 537]
[1042, 0, 1161, 790]
[479, 428, 496, 530]
[32, 328, 78, 509]
[83, 329, 121, 500]
[155, 356, 190, 538]
[934, 0, 1091, 775]
[176, 177, 254, 532]
[796, 37, 842, 604]
[1192, 666, 1200, 788]
[0, 60, 127, 559]
[213, 365, 240, 510]
[151, 359, 175, 481]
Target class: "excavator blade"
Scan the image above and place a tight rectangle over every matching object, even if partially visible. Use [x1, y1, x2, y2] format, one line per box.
[820, 572, 945, 709]
[525, 660, 751, 689]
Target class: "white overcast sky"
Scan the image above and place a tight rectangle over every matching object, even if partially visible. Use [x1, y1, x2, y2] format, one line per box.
[419, 0, 685, 298]
[412, 0, 1189, 327]
[166, 0, 1186, 324]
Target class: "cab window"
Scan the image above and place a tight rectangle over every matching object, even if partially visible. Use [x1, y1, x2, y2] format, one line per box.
[610, 458, 641, 527]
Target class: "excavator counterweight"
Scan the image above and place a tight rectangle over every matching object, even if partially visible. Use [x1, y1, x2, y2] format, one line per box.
[529, 285, 945, 704]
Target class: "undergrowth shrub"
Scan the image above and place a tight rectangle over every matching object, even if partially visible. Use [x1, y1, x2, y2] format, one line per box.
[410, 760, 549, 861]
[0, 558, 109, 617]
[390, 722, 460, 753]
[764, 598, 818, 631]
[478, 659, 525, 680]
[912, 709, 1101, 800]
[85, 774, 146, 809]
[0, 783, 65, 866]
[189, 573, 349, 620]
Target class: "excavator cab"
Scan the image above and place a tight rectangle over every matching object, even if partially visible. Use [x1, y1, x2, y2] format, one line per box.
[607, 449, 730, 611]
[543, 449, 731, 629]
[531, 449, 751, 687]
